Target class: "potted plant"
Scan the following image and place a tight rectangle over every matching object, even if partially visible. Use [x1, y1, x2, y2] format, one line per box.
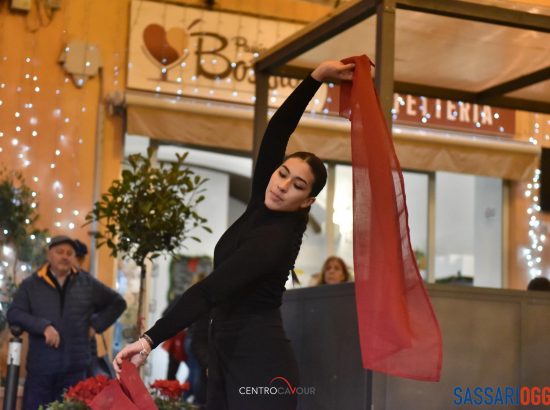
[85, 148, 211, 333]
[0, 167, 48, 331]
[40, 376, 197, 409]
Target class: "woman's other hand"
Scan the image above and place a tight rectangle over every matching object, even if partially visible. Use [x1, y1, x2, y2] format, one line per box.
[311, 60, 355, 83]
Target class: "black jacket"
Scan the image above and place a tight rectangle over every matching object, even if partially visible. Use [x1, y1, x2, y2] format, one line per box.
[7, 264, 126, 375]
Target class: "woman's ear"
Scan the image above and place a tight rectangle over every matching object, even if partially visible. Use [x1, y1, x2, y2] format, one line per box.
[300, 196, 316, 209]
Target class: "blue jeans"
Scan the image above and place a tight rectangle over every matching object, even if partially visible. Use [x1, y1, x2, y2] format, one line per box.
[23, 369, 87, 410]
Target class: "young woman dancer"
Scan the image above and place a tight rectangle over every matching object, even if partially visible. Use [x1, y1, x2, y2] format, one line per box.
[114, 60, 355, 410]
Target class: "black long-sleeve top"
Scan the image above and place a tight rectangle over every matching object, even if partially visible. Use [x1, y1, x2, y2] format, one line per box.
[145, 75, 322, 348]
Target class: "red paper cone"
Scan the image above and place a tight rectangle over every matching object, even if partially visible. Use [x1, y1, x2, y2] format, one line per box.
[119, 361, 158, 410]
[90, 379, 140, 410]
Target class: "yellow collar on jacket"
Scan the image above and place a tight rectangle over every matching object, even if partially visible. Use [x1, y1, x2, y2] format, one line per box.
[37, 264, 79, 288]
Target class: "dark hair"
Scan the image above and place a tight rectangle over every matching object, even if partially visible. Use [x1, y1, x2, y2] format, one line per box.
[74, 239, 88, 259]
[527, 276, 550, 291]
[318, 256, 350, 285]
[285, 151, 327, 197]
[284, 151, 327, 285]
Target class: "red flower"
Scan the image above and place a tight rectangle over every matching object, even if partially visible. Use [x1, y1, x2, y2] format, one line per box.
[150, 379, 190, 399]
[64, 375, 111, 406]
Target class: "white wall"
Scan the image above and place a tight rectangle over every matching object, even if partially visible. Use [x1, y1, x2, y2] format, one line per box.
[435, 172, 476, 279]
[473, 176, 502, 288]
[434, 171, 502, 285]
[403, 172, 429, 258]
[334, 165, 353, 271]
[228, 197, 246, 226]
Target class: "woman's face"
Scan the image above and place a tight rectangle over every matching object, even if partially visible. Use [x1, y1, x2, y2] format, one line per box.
[324, 259, 346, 284]
[265, 157, 316, 212]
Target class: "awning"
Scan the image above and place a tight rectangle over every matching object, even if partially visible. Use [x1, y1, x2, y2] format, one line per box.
[256, 0, 550, 114]
[126, 90, 539, 180]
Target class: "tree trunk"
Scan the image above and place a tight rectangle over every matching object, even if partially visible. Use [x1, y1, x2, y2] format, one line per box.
[136, 261, 147, 335]
[12, 252, 18, 285]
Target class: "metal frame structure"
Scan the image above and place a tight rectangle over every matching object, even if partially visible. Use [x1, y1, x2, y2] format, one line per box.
[251, 2, 550, 406]
[253, 0, 550, 160]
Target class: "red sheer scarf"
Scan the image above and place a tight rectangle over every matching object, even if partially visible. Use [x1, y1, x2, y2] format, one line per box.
[340, 55, 442, 381]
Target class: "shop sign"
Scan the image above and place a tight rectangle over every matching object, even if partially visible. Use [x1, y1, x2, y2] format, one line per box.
[128, 1, 515, 137]
[392, 94, 515, 137]
[127, 1, 319, 107]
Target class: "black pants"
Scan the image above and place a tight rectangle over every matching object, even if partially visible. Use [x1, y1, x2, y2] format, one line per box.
[207, 309, 299, 410]
[23, 369, 87, 410]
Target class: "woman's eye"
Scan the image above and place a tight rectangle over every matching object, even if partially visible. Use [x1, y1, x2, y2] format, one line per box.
[294, 184, 305, 190]
[279, 171, 287, 178]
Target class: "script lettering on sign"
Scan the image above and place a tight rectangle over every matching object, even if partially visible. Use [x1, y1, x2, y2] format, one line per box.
[128, 1, 325, 108]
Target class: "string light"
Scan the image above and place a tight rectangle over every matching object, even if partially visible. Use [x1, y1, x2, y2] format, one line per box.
[524, 115, 545, 278]
[0, 41, 88, 237]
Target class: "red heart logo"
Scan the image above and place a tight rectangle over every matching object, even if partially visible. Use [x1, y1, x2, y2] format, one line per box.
[143, 24, 188, 66]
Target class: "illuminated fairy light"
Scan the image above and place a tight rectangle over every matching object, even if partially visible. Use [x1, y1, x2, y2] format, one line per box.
[525, 119, 544, 277]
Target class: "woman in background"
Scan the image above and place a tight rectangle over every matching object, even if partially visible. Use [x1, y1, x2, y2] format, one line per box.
[317, 256, 351, 285]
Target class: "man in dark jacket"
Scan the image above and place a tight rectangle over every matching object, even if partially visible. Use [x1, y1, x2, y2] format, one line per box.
[7, 235, 127, 410]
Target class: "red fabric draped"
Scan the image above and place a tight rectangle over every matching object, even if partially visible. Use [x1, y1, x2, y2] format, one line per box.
[340, 55, 442, 381]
